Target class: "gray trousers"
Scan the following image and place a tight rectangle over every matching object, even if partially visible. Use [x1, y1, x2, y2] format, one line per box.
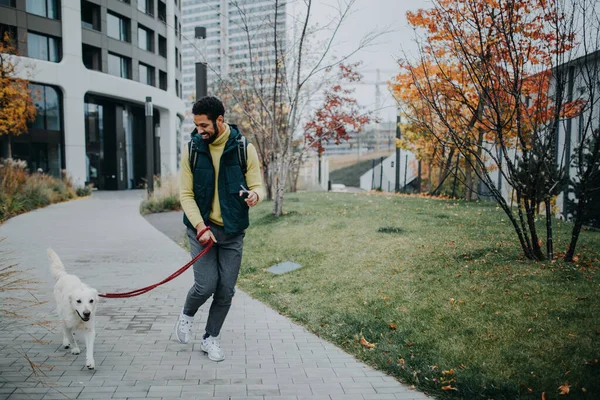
[182, 224, 245, 337]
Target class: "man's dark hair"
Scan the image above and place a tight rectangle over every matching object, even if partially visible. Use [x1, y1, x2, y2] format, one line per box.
[192, 96, 225, 121]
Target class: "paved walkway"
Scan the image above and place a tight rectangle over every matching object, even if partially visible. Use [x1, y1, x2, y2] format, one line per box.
[0, 191, 428, 400]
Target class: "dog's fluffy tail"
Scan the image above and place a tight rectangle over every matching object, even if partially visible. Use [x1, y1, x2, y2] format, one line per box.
[48, 248, 66, 281]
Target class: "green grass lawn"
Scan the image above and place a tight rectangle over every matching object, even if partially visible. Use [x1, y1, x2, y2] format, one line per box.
[239, 192, 600, 399]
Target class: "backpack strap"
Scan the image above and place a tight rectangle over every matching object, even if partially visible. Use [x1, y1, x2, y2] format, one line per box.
[188, 140, 199, 171]
[237, 135, 248, 174]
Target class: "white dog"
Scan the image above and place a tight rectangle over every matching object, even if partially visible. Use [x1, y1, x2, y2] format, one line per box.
[48, 248, 98, 370]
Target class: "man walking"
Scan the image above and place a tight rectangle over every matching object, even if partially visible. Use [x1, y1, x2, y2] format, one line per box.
[176, 96, 265, 361]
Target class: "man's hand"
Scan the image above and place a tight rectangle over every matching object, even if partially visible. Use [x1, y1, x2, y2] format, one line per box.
[196, 224, 217, 245]
[240, 190, 259, 207]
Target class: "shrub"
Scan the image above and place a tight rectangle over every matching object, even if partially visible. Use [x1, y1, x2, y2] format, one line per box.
[140, 174, 181, 215]
[0, 158, 81, 223]
[76, 185, 93, 197]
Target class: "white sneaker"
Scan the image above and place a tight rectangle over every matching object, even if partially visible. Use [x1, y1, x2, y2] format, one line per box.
[174, 310, 194, 344]
[201, 335, 225, 361]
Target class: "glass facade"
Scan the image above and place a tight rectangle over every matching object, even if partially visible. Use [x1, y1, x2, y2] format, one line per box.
[29, 84, 61, 131]
[108, 53, 131, 79]
[138, 0, 154, 15]
[84, 102, 104, 187]
[26, 0, 59, 19]
[28, 32, 60, 62]
[139, 63, 154, 86]
[107, 12, 129, 42]
[84, 96, 158, 190]
[4, 83, 65, 176]
[137, 25, 153, 52]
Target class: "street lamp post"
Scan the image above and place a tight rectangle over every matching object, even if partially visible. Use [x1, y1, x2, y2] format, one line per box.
[394, 111, 401, 192]
[154, 126, 161, 177]
[145, 96, 154, 195]
[195, 26, 207, 99]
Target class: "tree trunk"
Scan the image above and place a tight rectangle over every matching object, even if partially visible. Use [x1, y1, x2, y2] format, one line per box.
[451, 153, 460, 198]
[524, 198, 545, 260]
[6, 135, 12, 159]
[465, 154, 473, 201]
[272, 155, 289, 216]
[545, 198, 554, 260]
[565, 192, 586, 262]
[263, 163, 273, 201]
[432, 148, 455, 195]
[516, 193, 535, 259]
[427, 160, 433, 193]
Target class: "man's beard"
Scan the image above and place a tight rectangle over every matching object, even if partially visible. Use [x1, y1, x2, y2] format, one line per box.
[202, 121, 220, 144]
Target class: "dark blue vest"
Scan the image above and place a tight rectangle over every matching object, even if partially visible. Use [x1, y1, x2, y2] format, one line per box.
[183, 125, 249, 234]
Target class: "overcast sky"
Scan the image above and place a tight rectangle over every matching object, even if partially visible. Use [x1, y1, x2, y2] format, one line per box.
[304, 0, 431, 123]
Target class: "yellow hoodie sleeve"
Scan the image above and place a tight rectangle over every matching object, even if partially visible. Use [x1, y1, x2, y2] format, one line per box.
[180, 144, 204, 229]
[245, 143, 266, 202]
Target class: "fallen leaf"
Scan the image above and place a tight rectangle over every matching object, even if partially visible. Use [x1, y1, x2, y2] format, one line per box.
[408, 385, 416, 390]
[450, 298, 456, 304]
[389, 323, 397, 330]
[359, 337, 376, 349]
[405, 342, 415, 347]
[398, 358, 405, 364]
[442, 385, 457, 391]
[558, 382, 570, 395]
[442, 369, 455, 375]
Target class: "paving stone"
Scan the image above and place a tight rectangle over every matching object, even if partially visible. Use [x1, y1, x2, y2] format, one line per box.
[0, 191, 426, 399]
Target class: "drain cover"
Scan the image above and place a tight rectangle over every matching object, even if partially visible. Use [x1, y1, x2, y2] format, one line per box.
[267, 261, 303, 275]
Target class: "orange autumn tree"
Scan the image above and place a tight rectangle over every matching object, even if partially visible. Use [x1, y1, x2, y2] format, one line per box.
[0, 33, 36, 159]
[391, 0, 584, 261]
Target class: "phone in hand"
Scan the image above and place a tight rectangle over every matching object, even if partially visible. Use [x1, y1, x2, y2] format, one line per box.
[240, 185, 250, 199]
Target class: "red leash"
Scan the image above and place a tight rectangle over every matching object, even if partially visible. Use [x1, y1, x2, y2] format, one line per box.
[99, 227, 213, 299]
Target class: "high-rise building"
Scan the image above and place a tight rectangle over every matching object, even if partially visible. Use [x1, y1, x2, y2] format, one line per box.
[0, 0, 186, 189]
[180, 0, 287, 141]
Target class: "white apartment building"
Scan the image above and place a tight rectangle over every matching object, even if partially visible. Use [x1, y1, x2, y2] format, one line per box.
[0, 0, 186, 189]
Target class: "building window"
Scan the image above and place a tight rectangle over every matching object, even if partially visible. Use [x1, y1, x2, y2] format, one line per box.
[0, 0, 16, 8]
[159, 70, 167, 90]
[158, 34, 167, 57]
[174, 15, 179, 37]
[175, 78, 180, 97]
[29, 84, 61, 131]
[137, 0, 154, 15]
[108, 52, 131, 79]
[81, 1, 101, 31]
[107, 12, 130, 42]
[137, 25, 154, 52]
[82, 44, 101, 71]
[175, 47, 178, 68]
[26, 0, 59, 19]
[27, 32, 61, 62]
[139, 63, 155, 86]
[158, 0, 166, 23]
[0, 24, 17, 45]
